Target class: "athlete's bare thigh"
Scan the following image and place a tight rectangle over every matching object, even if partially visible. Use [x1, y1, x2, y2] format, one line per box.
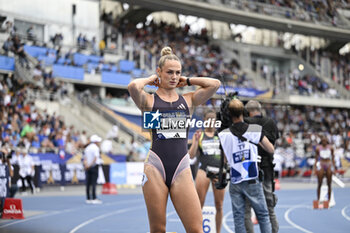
[143, 164, 169, 233]
[195, 169, 210, 207]
[170, 168, 203, 233]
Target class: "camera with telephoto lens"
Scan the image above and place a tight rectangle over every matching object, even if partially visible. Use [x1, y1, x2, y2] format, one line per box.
[213, 91, 240, 189]
[216, 92, 238, 133]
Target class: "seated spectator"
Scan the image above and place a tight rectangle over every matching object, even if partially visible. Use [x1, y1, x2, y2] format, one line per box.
[31, 135, 41, 149]
[20, 122, 36, 142]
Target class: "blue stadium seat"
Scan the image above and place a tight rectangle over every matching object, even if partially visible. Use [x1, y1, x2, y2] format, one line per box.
[56, 57, 65, 65]
[73, 53, 102, 66]
[87, 63, 99, 73]
[119, 60, 135, 73]
[87, 55, 102, 64]
[131, 69, 144, 78]
[52, 64, 84, 80]
[111, 65, 118, 72]
[101, 71, 131, 86]
[73, 53, 89, 66]
[0, 56, 15, 71]
[102, 64, 111, 71]
[23, 45, 48, 58]
[37, 55, 56, 66]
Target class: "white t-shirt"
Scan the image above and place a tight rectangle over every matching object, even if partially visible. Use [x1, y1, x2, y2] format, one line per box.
[218, 124, 262, 184]
[84, 143, 101, 166]
[19, 154, 34, 177]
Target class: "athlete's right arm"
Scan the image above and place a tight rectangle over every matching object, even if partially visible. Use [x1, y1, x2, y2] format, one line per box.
[188, 130, 201, 158]
[313, 147, 320, 174]
[259, 136, 274, 154]
[128, 75, 158, 110]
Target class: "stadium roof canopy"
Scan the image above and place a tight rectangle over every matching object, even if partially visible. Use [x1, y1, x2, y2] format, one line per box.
[118, 0, 350, 42]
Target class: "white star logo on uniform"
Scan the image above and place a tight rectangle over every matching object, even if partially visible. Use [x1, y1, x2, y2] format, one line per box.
[151, 110, 162, 122]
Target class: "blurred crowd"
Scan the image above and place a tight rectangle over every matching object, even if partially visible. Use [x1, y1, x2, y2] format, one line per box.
[222, 0, 350, 27]
[0, 74, 89, 156]
[270, 67, 340, 98]
[1, 9, 350, 171]
[102, 17, 253, 88]
[265, 104, 350, 172]
[301, 48, 350, 92]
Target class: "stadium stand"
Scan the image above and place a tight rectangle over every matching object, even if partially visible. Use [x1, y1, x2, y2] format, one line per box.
[0, 0, 349, 189]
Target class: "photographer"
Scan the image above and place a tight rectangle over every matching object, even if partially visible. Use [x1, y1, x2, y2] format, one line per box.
[244, 100, 279, 233]
[188, 109, 225, 233]
[0, 147, 17, 216]
[218, 99, 274, 233]
[19, 149, 35, 194]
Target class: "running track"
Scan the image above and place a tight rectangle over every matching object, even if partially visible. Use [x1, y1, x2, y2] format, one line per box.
[0, 186, 349, 233]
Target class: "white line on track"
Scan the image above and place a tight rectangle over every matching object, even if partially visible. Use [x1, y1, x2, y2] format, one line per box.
[222, 211, 235, 233]
[276, 204, 301, 208]
[168, 219, 181, 222]
[0, 199, 143, 229]
[69, 205, 142, 233]
[167, 211, 176, 218]
[167, 210, 180, 222]
[280, 226, 297, 229]
[341, 205, 350, 221]
[284, 205, 313, 233]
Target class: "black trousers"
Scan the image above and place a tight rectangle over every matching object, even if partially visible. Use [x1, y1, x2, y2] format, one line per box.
[20, 175, 34, 193]
[86, 165, 99, 200]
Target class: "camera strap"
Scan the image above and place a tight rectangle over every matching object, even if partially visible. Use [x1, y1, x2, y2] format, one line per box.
[229, 125, 259, 147]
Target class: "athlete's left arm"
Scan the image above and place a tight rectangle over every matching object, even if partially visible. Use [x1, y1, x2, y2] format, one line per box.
[183, 77, 221, 108]
[331, 147, 336, 172]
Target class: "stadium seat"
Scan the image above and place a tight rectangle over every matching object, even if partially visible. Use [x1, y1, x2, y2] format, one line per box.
[87, 63, 98, 73]
[302, 170, 312, 177]
[37, 55, 56, 66]
[132, 69, 144, 78]
[119, 60, 134, 73]
[23, 45, 48, 58]
[0, 55, 15, 71]
[101, 71, 131, 86]
[73, 53, 89, 66]
[87, 55, 102, 64]
[52, 64, 84, 80]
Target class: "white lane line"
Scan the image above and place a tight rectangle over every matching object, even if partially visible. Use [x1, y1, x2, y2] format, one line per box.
[341, 205, 350, 221]
[284, 205, 313, 233]
[69, 205, 142, 233]
[222, 211, 235, 233]
[280, 226, 297, 229]
[276, 204, 301, 208]
[168, 219, 181, 222]
[167, 211, 176, 218]
[0, 199, 143, 229]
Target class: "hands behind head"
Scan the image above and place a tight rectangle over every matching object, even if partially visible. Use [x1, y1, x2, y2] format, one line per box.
[148, 74, 160, 87]
[149, 75, 188, 88]
[176, 76, 187, 88]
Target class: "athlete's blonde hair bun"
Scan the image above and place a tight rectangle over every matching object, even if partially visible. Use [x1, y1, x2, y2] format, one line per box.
[161, 46, 173, 56]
